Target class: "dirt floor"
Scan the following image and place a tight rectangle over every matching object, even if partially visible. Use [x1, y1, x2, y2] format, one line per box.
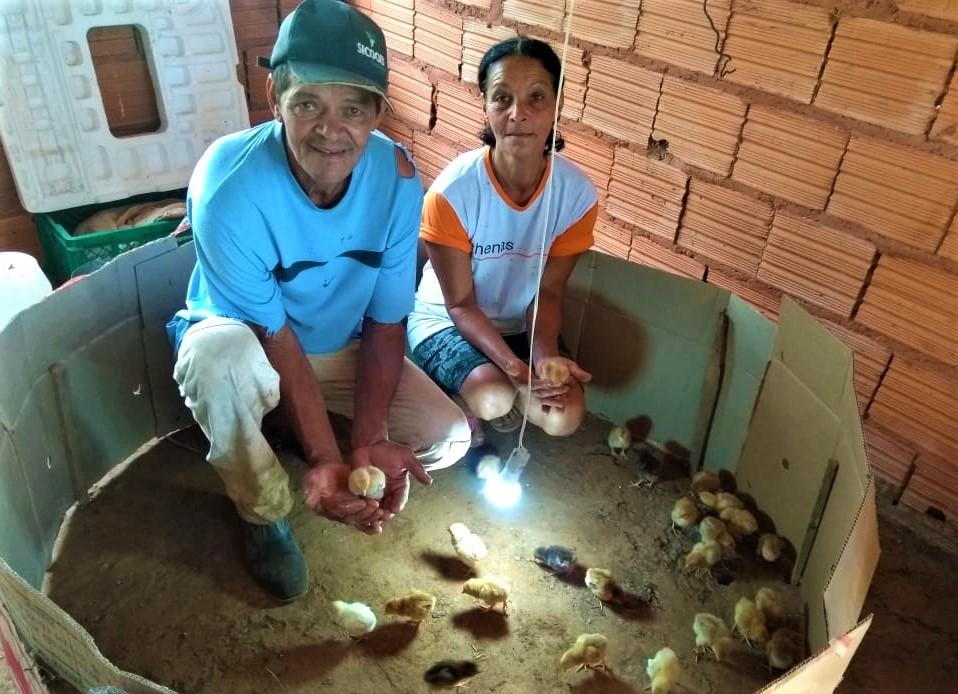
[19, 415, 958, 693]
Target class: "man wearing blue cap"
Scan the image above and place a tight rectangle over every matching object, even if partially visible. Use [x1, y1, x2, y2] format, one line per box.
[167, 0, 470, 602]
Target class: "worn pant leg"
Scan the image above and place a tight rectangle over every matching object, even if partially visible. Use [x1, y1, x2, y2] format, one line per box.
[307, 343, 471, 471]
[173, 317, 293, 524]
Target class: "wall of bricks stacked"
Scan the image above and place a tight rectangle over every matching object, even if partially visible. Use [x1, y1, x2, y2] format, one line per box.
[0, 1, 954, 522]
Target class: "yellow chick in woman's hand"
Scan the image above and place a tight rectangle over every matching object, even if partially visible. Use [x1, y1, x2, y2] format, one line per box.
[542, 360, 571, 386]
[560, 633, 609, 673]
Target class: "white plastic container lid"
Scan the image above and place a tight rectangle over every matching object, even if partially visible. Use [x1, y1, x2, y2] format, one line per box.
[0, 250, 52, 329]
[0, 0, 250, 213]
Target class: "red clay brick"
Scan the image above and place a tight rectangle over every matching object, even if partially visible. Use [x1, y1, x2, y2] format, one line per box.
[722, 0, 832, 103]
[593, 216, 632, 260]
[389, 58, 433, 131]
[582, 56, 661, 145]
[652, 76, 746, 175]
[503, 0, 565, 32]
[897, 0, 958, 21]
[414, 2, 462, 77]
[461, 21, 517, 85]
[676, 179, 773, 275]
[707, 269, 781, 321]
[569, 0, 640, 49]
[930, 71, 958, 146]
[636, 0, 730, 75]
[856, 255, 958, 366]
[412, 131, 464, 187]
[827, 137, 958, 252]
[630, 233, 707, 280]
[863, 420, 916, 489]
[369, 0, 415, 57]
[561, 129, 614, 203]
[732, 106, 848, 210]
[606, 147, 688, 243]
[816, 17, 957, 135]
[757, 212, 876, 318]
[939, 215, 958, 262]
[869, 358, 958, 461]
[433, 80, 484, 150]
[821, 319, 893, 412]
[902, 452, 958, 521]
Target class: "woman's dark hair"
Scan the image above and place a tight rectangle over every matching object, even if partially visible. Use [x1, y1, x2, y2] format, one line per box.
[476, 37, 565, 154]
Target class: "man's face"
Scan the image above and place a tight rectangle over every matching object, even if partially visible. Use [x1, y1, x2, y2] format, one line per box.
[270, 80, 384, 195]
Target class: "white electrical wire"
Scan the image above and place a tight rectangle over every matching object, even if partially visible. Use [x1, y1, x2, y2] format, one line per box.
[516, 0, 578, 449]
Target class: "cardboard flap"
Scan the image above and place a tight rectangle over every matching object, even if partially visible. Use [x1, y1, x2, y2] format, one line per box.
[758, 615, 873, 693]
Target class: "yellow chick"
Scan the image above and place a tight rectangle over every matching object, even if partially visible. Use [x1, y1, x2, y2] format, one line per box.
[767, 628, 804, 671]
[671, 497, 699, 533]
[347, 465, 386, 500]
[684, 541, 722, 572]
[693, 613, 734, 662]
[757, 533, 785, 563]
[384, 590, 436, 625]
[462, 577, 508, 613]
[559, 633, 609, 673]
[584, 567, 620, 607]
[720, 507, 759, 538]
[697, 490, 718, 510]
[645, 647, 681, 694]
[755, 587, 786, 623]
[332, 600, 377, 638]
[715, 492, 744, 512]
[448, 522, 488, 569]
[699, 516, 735, 554]
[475, 454, 502, 481]
[542, 361, 571, 386]
[733, 597, 769, 646]
[690, 470, 721, 494]
[607, 425, 631, 458]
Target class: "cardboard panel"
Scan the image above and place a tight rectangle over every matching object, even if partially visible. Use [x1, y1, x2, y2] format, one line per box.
[824, 481, 880, 641]
[736, 359, 842, 558]
[703, 294, 775, 472]
[135, 242, 197, 436]
[773, 298, 854, 412]
[0, 430, 45, 588]
[759, 616, 872, 693]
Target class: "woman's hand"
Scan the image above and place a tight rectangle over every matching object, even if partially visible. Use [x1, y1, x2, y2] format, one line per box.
[532, 356, 591, 410]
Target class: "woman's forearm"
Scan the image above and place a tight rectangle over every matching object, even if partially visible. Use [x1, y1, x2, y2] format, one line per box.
[448, 304, 524, 374]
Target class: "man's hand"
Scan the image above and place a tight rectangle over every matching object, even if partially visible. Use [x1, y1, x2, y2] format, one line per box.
[303, 461, 383, 534]
[351, 440, 432, 516]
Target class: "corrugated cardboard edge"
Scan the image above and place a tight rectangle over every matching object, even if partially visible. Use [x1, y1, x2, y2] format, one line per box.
[1, 598, 47, 693]
[757, 615, 872, 693]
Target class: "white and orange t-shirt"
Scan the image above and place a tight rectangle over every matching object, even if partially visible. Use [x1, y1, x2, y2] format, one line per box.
[406, 147, 598, 351]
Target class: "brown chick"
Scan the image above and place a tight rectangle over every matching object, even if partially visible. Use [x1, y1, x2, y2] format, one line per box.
[384, 590, 436, 624]
[767, 628, 804, 671]
[542, 361, 571, 386]
[757, 533, 785, 563]
[733, 597, 769, 646]
[720, 507, 758, 538]
[671, 497, 699, 533]
[691, 470, 721, 494]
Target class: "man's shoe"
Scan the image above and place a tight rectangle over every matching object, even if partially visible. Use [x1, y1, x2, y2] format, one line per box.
[242, 518, 308, 603]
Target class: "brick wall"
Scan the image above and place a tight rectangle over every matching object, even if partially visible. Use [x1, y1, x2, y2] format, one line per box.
[0, 0, 955, 522]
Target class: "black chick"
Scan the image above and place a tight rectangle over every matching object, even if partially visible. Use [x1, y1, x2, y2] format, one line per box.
[424, 660, 479, 689]
[534, 545, 576, 574]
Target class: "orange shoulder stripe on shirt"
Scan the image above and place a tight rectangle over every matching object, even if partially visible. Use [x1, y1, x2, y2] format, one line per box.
[549, 203, 598, 256]
[420, 190, 472, 253]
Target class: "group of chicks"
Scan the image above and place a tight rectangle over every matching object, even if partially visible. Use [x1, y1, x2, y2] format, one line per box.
[671, 470, 786, 573]
[329, 521, 506, 689]
[693, 587, 805, 671]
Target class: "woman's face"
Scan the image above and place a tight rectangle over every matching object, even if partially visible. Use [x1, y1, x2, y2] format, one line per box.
[483, 55, 557, 157]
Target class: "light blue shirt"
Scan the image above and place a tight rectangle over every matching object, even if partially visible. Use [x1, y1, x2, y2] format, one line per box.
[169, 120, 423, 355]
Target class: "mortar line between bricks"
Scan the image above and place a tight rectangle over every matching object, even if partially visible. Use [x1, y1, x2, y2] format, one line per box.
[926, 49, 958, 140]
[810, 10, 839, 105]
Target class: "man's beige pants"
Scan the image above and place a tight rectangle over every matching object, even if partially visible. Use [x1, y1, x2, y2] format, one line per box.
[173, 317, 471, 524]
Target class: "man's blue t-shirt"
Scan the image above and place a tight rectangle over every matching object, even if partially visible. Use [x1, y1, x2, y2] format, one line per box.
[168, 120, 423, 355]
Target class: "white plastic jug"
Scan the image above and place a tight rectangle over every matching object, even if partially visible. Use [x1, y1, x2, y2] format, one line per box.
[0, 251, 52, 331]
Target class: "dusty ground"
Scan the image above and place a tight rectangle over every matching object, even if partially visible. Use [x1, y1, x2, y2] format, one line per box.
[9, 415, 954, 693]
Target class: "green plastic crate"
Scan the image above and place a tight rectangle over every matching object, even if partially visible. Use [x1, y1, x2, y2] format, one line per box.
[35, 189, 190, 284]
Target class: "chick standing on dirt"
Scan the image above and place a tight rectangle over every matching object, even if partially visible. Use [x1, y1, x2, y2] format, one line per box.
[646, 647, 681, 694]
[693, 613, 735, 662]
[720, 507, 758, 538]
[733, 597, 769, 646]
[585, 567, 620, 607]
[384, 590, 436, 624]
[331, 600, 377, 638]
[534, 545, 576, 574]
[699, 516, 735, 553]
[560, 633, 609, 673]
[448, 522, 488, 569]
[462, 577, 508, 613]
[691, 470, 721, 494]
[671, 497, 699, 533]
[767, 628, 804, 671]
[755, 587, 786, 622]
[684, 541, 722, 571]
[607, 425, 631, 458]
[757, 533, 785, 562]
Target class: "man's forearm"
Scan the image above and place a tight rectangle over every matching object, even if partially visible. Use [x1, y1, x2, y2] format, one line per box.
[254, 324, 342, 467]
[352, 318, 406, 450]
